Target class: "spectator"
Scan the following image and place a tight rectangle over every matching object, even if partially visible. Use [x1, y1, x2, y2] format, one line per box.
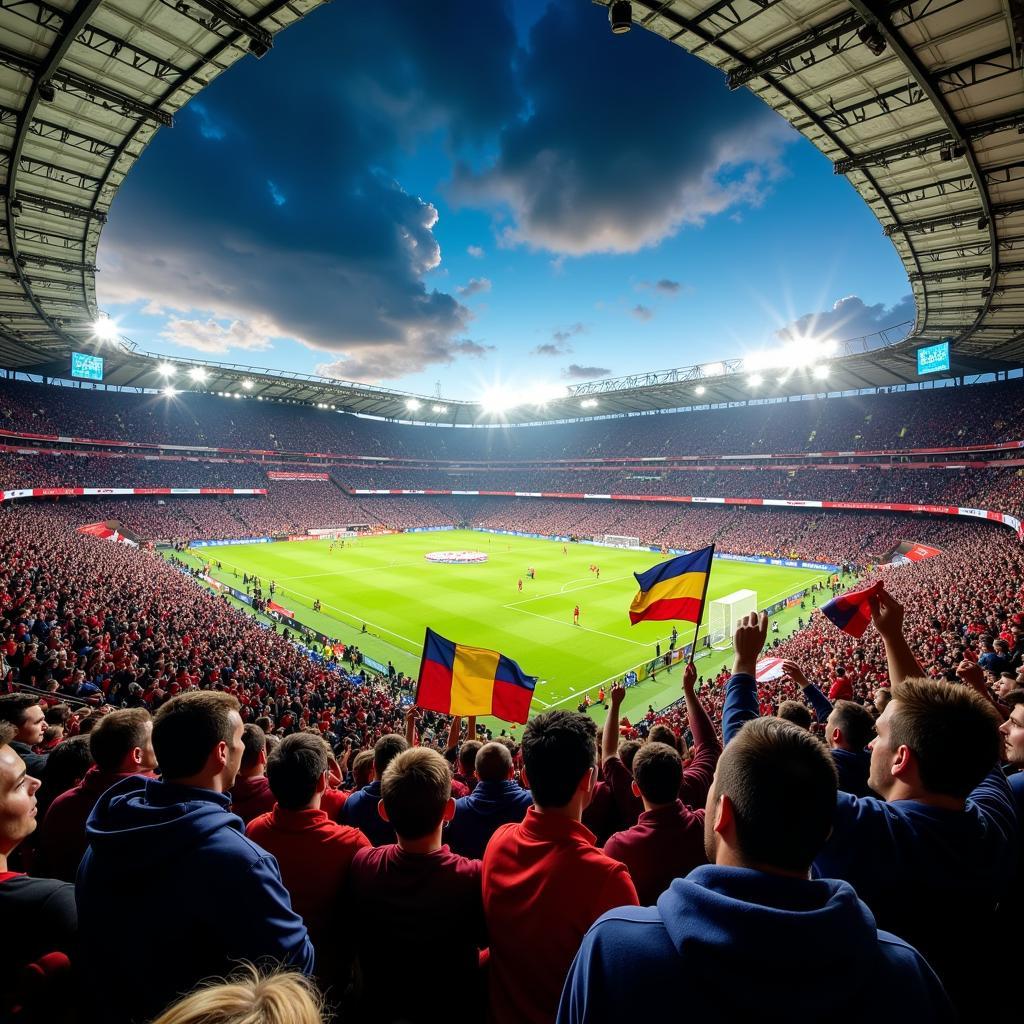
[784, 661, 875, 797]
[231, 724, 276, 825]
[34, 734, 94, 822]
[604, 663, 717, 905]
[558, 718, 952, 1023]
[0, 694, 49, 778]
[38, 709, 156, 881]
[0, 722, 77, 1012]
[600, 688, 644, 831]
[483, 711, 638, 1024]
[775, 700, 812, 730]
[446, 741, 533, 859]
[246, 733, 369, 984]
[149, 967, 324, 1024]
[341, 733, 408, 846]
[724, 602, 1015, 1014]
[77, 691, 314, 1024]
[349, 747, 485, 1022]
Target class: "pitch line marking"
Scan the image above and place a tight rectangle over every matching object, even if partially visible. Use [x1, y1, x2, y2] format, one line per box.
[502, 604, 650, 648]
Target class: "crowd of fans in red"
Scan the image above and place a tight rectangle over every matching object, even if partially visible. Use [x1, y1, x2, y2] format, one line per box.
[1, 376, 1023, 1022]
[3, 375, 1024, 456]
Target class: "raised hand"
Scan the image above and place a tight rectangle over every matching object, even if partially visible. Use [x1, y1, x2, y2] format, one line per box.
[733, 611, 768, 676]
[782, 659, 809, 688]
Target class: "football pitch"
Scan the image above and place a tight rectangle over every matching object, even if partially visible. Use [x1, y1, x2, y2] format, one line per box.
[183, 530, 827, 724]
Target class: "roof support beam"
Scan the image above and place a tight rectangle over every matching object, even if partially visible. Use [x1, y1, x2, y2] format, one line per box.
[158, 0, 273, 56]
[886, 199, 1024, 235]
[0, 103, 117, 157]
[3, 189, 106, 223]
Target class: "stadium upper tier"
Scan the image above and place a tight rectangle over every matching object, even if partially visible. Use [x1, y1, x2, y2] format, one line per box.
[3, 375, 1024, 460]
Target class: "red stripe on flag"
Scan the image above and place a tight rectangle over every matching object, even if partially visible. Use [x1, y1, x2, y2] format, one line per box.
[628, 595, 703, 625]
[416, 659, 455, 715]
[491, 678, 533, 724]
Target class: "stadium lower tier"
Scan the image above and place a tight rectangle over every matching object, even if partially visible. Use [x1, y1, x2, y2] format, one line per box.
[3, 490, 1015, 564]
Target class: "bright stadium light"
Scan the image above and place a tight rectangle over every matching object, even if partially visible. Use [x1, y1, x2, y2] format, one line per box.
[695, 385, 706, 396]
[189, 367, 208, 382]
[813, 364, 830, 379]
[157, 362, 176, 377]
[91, 316, 119, 342]
[580, 398, 599, 409]
[479, 386, 519, 414]
[748, 374, 763, 387]
[432, 404, 448, 413]
[162, 386, 178, 398]
[241, 379, 254, 390]
[405, 398, 422, 411]
[702, 362, 724, 377]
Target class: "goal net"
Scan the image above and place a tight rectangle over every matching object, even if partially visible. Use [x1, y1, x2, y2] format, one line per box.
[707, 589, 758, 649]
[601, 534, 641, 549]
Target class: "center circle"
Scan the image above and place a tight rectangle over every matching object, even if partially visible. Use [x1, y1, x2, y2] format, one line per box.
[425, 550, 489, 564]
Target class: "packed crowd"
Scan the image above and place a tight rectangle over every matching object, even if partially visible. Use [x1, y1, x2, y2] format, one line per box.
[1, 495, 1021, 1021]
[4, 375, 1024, 458]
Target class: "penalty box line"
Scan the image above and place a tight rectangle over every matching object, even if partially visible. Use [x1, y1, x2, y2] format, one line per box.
[502, 603, 650, 648]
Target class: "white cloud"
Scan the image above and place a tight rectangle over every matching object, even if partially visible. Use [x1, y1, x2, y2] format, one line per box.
[160, 316, 275, 354]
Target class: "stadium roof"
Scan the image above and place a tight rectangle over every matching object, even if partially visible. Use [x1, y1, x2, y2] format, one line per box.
[1, 0, 1022, 425]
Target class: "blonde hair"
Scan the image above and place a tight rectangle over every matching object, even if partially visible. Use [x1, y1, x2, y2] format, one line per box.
[149, 967, 323, 1024]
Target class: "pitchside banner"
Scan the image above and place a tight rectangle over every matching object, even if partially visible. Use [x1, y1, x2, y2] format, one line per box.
[267, 472, 330, 481]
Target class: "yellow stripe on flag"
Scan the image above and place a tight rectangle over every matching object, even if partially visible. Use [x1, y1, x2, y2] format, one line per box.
[630, 570, 707, 617]
[451, 644, 501, 716]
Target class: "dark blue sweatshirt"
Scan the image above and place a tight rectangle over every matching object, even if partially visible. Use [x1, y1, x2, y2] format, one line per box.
[77, 776, 314, 1024]
[724, 671, 1017, 1013]
[558, 865, 953, 1023]
[446, 779, 534, 859]
[340, 779, 396, 846]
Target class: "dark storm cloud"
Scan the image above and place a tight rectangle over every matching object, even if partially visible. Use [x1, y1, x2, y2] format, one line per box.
[453, 3, 793, 254]
[562, 363, 610, 380]
[776, 295, 916, 343]
[98, 1, 522, 382]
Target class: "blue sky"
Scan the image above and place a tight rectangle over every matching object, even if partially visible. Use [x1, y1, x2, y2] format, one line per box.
[96, 1, 912, 399]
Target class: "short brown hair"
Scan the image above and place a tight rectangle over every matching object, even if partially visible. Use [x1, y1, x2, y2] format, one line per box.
[240, 723, 267, 769]
[458, 740, 482, 776]
[352, 749, 374, 788]
[267, 733, 328, 810]
[713, 717, 837, 873]
[373, 733, 409, 777]
[647, 724, 679, 752]
[777, 700, 812, 730]
[89, 709, 152, 772]
[889, 678, 1001, 799]
[0, 722, 16, 751]
[475, 741, 512, 783]
[153, 692, 240, 781]
[632, 742, 682, 805]
[831, 700, 875, 750]
[380, 747, 451, 839]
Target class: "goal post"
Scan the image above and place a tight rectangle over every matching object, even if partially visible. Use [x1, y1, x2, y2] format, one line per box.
[707, 589, 758, 649]
[601, 534, 641, 549]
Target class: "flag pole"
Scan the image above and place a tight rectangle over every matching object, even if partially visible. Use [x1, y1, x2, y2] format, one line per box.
[413, 626, 431, 708]
[688, 543, 716, 666]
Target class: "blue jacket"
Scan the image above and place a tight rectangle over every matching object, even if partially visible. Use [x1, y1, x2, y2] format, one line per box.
[77, 776, 314, 1024]
[446, 779, 533, 859]
[798, 683, 873, 796]
[340, 779, 396, 846]
[558, 865, 952, 1023]
[723, 673, 1016, 1011]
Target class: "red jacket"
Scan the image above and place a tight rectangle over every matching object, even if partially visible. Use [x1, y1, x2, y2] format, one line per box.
[246, 806, 369, 953]
[230, 774, 276, 824]
[603, 799, 707, 906]
[482, 808, 638, 1024]
[38, 767, 153, 882]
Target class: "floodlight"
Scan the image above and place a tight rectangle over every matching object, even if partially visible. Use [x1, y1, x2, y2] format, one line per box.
[812, 364, 830, 380]
[189, 367, 208, 382]
[580, 398, 599, 409]
[609, 1, 632, 34]
[162, 386, 178, 398]
[479, 387, 518, 414]
[748, 374, 763, 387]
[38, 81, 56, 103]
[91, 316, 119, 342]
[695, 385, 706, 396]
[703, 362, 724, 377]
[857, 22, 887, 57]
[432, 404, 448, 413]
[405, 398, 422, 411]
[241, 379, 254, 390]
[157, 362, 175, 377]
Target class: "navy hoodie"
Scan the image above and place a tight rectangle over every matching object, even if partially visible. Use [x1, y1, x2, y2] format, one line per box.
[558, 865, 953, 1023]
[77, 775, 314, 1024]
[447, 779, 534, 859]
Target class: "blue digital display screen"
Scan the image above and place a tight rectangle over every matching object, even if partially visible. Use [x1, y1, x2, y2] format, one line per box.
[916, 341, 950, 375]
[71, 351, 104, 381]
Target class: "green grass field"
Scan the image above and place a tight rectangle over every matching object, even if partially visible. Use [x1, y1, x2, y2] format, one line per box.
[182, 530, 827, 725]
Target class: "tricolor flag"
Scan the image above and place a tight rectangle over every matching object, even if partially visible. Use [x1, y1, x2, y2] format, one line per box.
[820, 581, 883, 638]
[629, 545, 715, 625]
[415, 627, 537, 724]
